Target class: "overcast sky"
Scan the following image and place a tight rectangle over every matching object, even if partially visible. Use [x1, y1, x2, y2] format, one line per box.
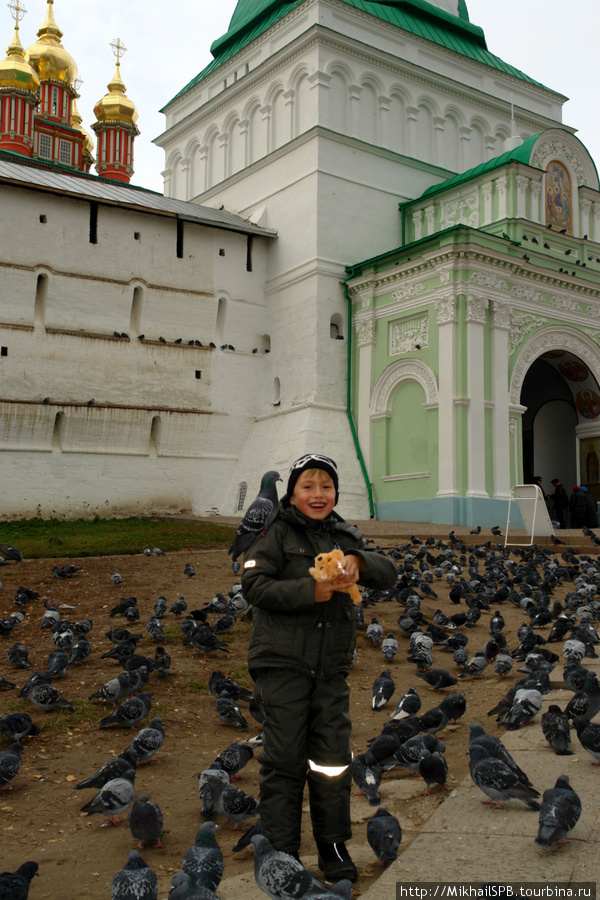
[10, 0, 599, 194]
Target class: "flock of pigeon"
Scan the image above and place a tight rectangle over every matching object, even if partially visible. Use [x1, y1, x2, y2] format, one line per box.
[1, 522, 600, 897]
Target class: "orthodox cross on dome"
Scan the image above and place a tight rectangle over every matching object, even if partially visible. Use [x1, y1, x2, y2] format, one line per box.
[110, 37, 127, 62]
[8, 0, 27, 26]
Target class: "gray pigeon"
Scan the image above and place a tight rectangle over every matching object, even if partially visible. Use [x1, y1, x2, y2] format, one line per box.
[75, 748, 138, 790]
[372, 670, 395, 710]
[168, 872, 219, 899]
[228, 470, 282, 572]
[211, 740, 254, 780]
[0, 742, 23, 789]
[541, 706, 572, 756]
[366, 807, 402, 863]
[153, 597, 168, 618]
[468, 743, 540, 810]
[468, 723, 533, 786]
[0, 861, 38, 899]
[0, 714, 40, 742]
[100, 692, 152, 729]
[28, 683, 73, 712]
[182, 822, 223, 892]
[126, 717, 164, 763]
[112, 850, 157, 900]
[251, 833, 328, 899]
[351, 753, 381, 806]
[535, 775, 582, 847]
[8, 643, 30, 669]
[80, 769, 136, 825]
[415, 668, 458, 691]
[89, 669, 148, 705]
[565, 672, 600, 722]
[46, 650, 68, 678]
[505, 688, 543, 730]
[417, 748, 448, 795]
[196, 767, 230, 818]
[128, 795, 164, 849]
[205, 774, 260, 825]
[215, 693, 249, 729]
[494, 653, 514, 677]
[381, 634, 398, 661]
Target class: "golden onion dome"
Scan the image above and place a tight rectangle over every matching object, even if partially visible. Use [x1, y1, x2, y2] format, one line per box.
[0, 24, 40, 94]
[93, 60, 139, 130]
[26, 0, 77, 86]
[71, 97, 94, 161]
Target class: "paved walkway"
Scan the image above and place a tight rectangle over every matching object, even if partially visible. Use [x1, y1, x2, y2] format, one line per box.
[210, 519, 600, 897]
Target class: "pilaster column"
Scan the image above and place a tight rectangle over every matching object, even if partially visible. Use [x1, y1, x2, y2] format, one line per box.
[481, 183, 493, 225]
[412, 209, 423, 242]
[354, 296, 376, 473]
[284, 89, 295, 139]
[516, 175, 529, 219]
[435, 290, 458, 498]
[593, 203, 600, 243]
[495, 175, 509, 220]
[580, 198, 592, 239]
[433, 116, 445, 166]
[530, 181, 542, 224]
[491, 300, 512, 498]
[466, 293, 489, 498]
[218, 133, 229, 179]
[349, 85, 362, 139]
[406, 106, 419, 158]
[260, 105, 272, 152]
[424, 205, 435, 236]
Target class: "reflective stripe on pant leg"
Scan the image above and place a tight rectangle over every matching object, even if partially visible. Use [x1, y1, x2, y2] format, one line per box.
[254, 668, 312, 853]
[306, 673, 353, 843]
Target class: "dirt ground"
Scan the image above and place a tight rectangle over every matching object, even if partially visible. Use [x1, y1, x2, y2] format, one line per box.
[0, 536, 571, 898]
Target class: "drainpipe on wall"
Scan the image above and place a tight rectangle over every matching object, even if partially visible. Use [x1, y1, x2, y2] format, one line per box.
[344, 281, 375, 518]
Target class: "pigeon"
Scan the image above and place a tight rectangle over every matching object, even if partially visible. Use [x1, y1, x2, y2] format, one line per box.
[383, 733, 445, 773]
[105, 628, 143, 645]
[535, 776, 582, 847]
[415, 668, 458, 691]
[8, 643, 30, 669]
[213, 612, 236, 634]
[251, 834, 327, 900]
[109, 597, 137, 618]
[572, 716, 600, 764]
[89, 669, 148, 705]
[390, 686, 421, 721]
[28, 683, 73, 712]
[417, 706, 448, 734]
[145, 617, 165, 642]
[364, 724, 401, 767]
[153, 646, 171, 677]
[168, 872, 219, 899]
[204, 774, 260, 826]
[468, 743, 540, 809]
[505, 688, 543, 730]
[0, 742, 23, 789]
[196, 767, 230, 818]
[182, 822, 224, 891]
[351, 753, 381, 806]
[68, 637, 91, 666]
[494, 653, 514, 677]
[129, 795, 164, 849]
[468, 723, 534, 786]
[565, 672, 600, 722]
[100, 693, 152, 729]
[184, 564, 196, 578]
[0, 861, 39, 899]
[208, 670, 253, 702]
[170, 597, 188, 616]
[459, 653, 488, 679]
[17, 672, 51, 699]
[75, 748, 138, 790]
[367, 617, 383, 646]
[47, 650, 68, 678]
[541, 706, 572, 756]
[216, 693, 249, 729]
[438, 692, 466, 724]
[126, 717, 164, 763]
[111, 573, 123, 585]
[228, 471, 282, 572]
[417, 748, 448, 795]
[211, 741, 254, 781]
[381, 634, 398, 661]
[372, 670, 395, 710]
[366, 807, 402, 864]
[153, 597, 168, 619]
[0, 543, 24, 562]
[80, 769, 136, 825]
[1, 714, 37, 746]
[112, 850, 158, 900]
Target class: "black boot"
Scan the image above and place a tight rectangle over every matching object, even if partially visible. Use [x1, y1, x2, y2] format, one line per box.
[316, 841, 357, 883]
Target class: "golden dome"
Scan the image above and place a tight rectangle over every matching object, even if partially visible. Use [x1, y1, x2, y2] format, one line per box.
[71, 97, 94, 161]
[0, 25, 40, 94]
[93, 60, 139, 130]
[26, 0, 77, 86]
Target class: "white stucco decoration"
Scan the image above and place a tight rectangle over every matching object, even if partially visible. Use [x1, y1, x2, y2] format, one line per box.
[510, 326, 600, 405]
[509, 312, 548, 356]
[371, 358, 439, 416]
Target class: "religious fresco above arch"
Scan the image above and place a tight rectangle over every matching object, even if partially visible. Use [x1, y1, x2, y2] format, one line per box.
[545, 161, 572, 232]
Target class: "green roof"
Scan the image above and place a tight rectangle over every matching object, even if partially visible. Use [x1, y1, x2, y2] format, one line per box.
[414, 132, 542, 204]
[165, 0, 549, 108]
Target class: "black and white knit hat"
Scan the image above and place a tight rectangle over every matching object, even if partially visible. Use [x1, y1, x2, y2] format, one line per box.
[285, 453, 339, 504]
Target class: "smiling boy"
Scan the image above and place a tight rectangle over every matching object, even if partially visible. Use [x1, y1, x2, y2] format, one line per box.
[241, 453, 397, 881]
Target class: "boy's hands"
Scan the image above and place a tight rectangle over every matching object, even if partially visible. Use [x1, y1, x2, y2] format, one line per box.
[313, 554, 365, 603]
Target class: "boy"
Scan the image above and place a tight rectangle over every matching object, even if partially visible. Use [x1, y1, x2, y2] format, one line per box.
[241, 453, 398, 881]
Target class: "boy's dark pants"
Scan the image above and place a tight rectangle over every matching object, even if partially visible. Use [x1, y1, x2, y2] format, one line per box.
[254, 667, 353, 853]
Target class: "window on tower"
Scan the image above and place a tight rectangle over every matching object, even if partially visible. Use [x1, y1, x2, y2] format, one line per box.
[39, 133, 52, 159]
[59, 140, 72, 166]
[51, 87, 59, 116]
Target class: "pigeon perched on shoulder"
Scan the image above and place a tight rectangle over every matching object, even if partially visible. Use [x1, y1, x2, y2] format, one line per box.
[541, 706, 572, 756]
[99, 692, 152, 729]
[372, 670, 395, 710]
[0, 861, 39, 899]
[80, 769, 136, 825]
[126, 717, 164, 763]
[228, 471, 282, 572]
[252, 834, 327, 900]
[129, 795, 164, 849]
[366, 808, 402, 864]
[535, 775, 582, 847]
[0, 742, 23, 789]
[112, 850, 157, 900]
[0, 713, 40, 742]
[182, 822, 223, 892]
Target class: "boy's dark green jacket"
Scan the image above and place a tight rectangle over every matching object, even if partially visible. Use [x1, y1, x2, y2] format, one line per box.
[241, 503, 397, 680]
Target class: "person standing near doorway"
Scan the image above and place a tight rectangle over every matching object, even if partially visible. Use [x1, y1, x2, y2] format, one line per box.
[550, 478, 568, 529]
